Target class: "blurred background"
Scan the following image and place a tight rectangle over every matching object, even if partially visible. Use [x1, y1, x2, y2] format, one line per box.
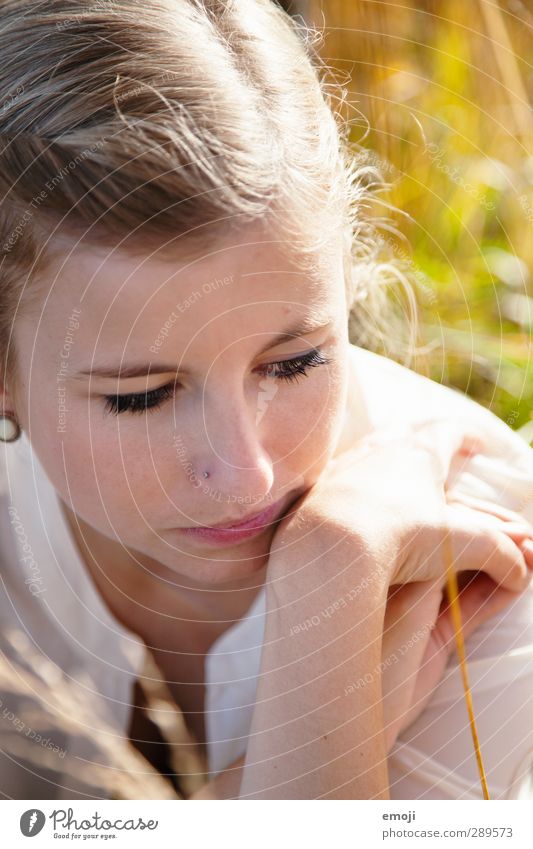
[279, 0, 533, 436]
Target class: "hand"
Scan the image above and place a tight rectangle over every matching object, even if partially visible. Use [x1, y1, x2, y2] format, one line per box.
[380, 568, 526, 751]
[268, 420, 533, 597]
[255, 420, 532, 798]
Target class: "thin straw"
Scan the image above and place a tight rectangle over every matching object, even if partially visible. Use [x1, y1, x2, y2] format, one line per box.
[443, 531, 490, 800]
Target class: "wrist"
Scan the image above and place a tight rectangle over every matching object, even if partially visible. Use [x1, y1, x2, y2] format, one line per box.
[266, 528, 391, 612]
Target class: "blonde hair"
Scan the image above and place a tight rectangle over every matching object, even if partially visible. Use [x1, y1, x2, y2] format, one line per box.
[0, 0, 410, 403]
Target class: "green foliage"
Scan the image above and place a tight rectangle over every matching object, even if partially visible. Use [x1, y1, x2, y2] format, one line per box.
[309, 0, 533, 432]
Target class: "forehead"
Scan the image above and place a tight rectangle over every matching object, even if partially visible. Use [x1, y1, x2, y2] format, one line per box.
[30, 226, 343, 351]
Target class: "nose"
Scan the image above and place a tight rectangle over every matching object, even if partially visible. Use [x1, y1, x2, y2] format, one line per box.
[190, 387, 275, 507]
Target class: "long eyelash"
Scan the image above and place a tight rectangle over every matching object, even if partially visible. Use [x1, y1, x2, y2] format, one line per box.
[261, 348, 330, 383]
[103, 383, 175, 416]
[103, 349, 329, 415]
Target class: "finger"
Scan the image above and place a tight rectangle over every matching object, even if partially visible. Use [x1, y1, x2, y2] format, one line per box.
[446, 492, 533, 527]
[397, 572, 524, 742]
[444, 507, 531, 591]
[505, 531, 533, 572]
[382, 582, 442, 693]
[446, 502, 533, 550]
[381, 581, 442, 749]
[405, 577, 515, 725]
[414, 575, 513, 688]
[444, 503, 533, 589]
[401, 511, 531, 590]
[521, 539, 533, 569]
[439, 573, 523, 643]
[453, 514, 533, 559]
[385, 579, 444, 625]
[396, 592, 458, 736]
[404, 524, 531, 590]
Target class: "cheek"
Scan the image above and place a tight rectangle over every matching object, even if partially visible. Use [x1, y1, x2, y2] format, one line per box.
[79, 426, 167, 519]
[263, 362, 347, 479]
[29, 399, 165, 532]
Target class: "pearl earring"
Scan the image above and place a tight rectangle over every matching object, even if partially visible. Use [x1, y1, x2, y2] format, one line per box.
[0, 414, 21, 443]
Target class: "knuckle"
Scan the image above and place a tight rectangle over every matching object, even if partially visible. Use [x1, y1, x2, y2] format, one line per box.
[478, 531, 524, 578]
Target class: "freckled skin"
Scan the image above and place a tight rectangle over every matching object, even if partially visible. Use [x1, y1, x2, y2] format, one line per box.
[7, 224, 351, 595]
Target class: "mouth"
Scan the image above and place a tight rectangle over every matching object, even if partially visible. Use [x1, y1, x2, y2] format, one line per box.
[171, 496, 289, 547]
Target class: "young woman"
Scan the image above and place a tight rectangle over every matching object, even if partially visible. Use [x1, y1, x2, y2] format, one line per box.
[0, 0, 532, 800]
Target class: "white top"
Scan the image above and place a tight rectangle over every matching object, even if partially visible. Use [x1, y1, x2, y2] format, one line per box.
[1, 345, 532, 799]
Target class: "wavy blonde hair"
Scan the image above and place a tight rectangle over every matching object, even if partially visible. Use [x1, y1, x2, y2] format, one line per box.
[0, 0, 411, 406]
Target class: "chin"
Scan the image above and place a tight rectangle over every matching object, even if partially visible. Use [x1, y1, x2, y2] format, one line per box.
[158, 536, 271, 586]
[177, 556, 269, 587]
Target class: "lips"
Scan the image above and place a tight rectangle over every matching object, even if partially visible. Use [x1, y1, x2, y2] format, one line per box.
[199, 503, 279, 531]
[173, 496, 287, 547]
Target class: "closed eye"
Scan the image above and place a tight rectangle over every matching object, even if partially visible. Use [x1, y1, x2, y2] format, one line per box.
[103, 382, 176, 416]
[102, 348, 330, 415]
[255, 347, 330, 383]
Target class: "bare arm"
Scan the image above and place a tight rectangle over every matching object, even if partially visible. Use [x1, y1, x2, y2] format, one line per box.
[190, 541, 390, 800]
[235, 426, 532, 799]
[237, 542, 390, 800]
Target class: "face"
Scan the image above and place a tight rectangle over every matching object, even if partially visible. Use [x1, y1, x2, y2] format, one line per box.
[8, 223, 351, 585]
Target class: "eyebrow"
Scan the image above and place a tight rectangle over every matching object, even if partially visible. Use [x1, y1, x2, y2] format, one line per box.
[72, 315, 334, 380]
